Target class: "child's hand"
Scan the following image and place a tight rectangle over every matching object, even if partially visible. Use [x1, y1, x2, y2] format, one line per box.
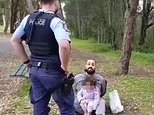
[80, 100, 87, 104]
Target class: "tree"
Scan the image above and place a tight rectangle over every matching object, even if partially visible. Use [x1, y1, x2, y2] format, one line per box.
[120, 0, 139, 75]
[25, 0, 35, 13]
[10, 0, 20, 33]
[0, 0, 11, 33]
[139, 0, 154, 46]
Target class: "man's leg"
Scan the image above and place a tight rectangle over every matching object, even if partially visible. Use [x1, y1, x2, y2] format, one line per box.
[32, 92, 51, 115]
[95, 99, 105, 115]
[29, 75, 51, 115]
[52, 88, 75, 115]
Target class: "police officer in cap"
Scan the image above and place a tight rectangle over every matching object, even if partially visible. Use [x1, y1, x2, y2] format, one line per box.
[10, 0, 75, 115]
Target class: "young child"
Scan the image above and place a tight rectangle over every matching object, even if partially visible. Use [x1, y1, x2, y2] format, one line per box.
[77, 77, 100, 115]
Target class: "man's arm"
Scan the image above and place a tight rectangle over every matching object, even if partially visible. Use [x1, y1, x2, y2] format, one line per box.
[100, 78, 107, 97]
[10, 15, 29, 63]
[51, 17, 71, 73]
[59, 40, 71, 72]
[77, 89, 84, 103]
[96, 74, 107, 97]
[10, 37, 29, 63]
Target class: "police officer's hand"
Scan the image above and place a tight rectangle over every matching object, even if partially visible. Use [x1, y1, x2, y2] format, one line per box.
[23, 59, 31, 69]
[61, 72, 74, 95]
[61, 65, 69, 75]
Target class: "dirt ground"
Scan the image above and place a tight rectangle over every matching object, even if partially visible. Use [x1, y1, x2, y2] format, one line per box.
[0, 35, 26, 115]
[0, 34, 151, 115]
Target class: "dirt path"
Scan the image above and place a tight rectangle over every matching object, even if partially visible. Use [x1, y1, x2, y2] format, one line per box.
[0, 36, 26, 115]
[0, 35, 147, 115]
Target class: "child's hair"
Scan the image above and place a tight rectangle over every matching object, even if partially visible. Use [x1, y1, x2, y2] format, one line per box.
[82, 77, 97, 86]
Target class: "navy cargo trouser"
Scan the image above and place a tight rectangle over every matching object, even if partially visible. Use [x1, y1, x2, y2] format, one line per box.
[29, 56, 75, 115]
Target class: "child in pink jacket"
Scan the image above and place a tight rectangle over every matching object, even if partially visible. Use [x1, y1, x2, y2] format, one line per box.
[77, 77, 100, 115]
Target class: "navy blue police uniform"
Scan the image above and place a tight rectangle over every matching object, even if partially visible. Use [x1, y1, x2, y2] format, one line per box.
[13, 11, 75, 115]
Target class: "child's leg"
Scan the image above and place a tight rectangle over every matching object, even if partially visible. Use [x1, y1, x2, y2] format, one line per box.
[80, 100, 88, 114]
[95, 99, 105, 115]
[87, 101, 94, 113]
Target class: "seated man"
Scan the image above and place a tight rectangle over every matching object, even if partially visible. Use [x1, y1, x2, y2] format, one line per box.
[73, 59, 107, 115]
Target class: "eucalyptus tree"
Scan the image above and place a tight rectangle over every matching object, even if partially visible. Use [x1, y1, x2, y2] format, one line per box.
[120, 0, 139, 75]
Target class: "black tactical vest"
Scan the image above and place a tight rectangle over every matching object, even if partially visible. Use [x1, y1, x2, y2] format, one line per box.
[24, 12, 59, 56]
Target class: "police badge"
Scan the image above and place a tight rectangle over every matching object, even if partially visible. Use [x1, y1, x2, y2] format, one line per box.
[62, 23, 70, 32]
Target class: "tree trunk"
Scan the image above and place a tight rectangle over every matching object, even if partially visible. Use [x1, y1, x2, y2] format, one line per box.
[25, 0, 35, 13]
[75, 0, 81, 38]
[139, 0, 153, 46]
[10, 0, 20, 33]
[3, 15, 10, 33]
[120, 0, 139, 75]
[97, 26, 100, 43]
[2, 15, 6, 29]
[112, 28, 117, 50]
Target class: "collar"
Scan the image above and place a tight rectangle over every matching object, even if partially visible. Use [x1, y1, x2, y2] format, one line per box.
[39, 9, 55, 14]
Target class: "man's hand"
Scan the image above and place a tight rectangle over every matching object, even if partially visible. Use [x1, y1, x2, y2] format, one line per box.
[23, 59, 30, 64]
[59, 40, 71, 74]
[10, 36, 29, 62]
[61, 65, 69, 74]
[62, 73, 74, 95]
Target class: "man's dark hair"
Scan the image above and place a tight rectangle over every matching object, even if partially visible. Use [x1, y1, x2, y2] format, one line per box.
[40, 0, 57, 4]
[82, 77, 97, 86]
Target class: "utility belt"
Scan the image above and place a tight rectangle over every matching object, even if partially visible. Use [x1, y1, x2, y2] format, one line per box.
[30, 61, 61, 71]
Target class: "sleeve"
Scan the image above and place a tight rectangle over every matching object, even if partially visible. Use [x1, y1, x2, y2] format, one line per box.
[13, 15, 29, 39]
[93, 89, 100, 110]
[100, 78, 107, 97]
[72, 78, 78, 96]
[50, 17, 71, 43]
[97, 74, 107, 97]
[72, 74, 84, 96]
[77, 89, 84, 103]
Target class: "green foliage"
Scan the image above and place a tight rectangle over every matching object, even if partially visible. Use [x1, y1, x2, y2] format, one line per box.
[64, 0, 154, 52]
[64, 0, 125, 45]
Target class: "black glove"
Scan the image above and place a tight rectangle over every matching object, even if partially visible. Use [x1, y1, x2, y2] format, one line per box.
[62, 73, 74, 95]
[91, 110, 96, 115]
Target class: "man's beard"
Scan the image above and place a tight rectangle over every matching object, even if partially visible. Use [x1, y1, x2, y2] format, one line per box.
[84, 67, 95, 75]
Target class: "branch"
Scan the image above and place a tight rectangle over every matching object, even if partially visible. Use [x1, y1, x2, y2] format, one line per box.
[147, 22, 154, 29]
[150, 6, 154, 12]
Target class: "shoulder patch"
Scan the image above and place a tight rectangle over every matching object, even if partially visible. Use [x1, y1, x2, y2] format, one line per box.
[62, 23, 70, 32]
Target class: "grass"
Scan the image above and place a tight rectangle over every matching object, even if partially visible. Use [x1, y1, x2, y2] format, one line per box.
[0, 25, 3, 32]
[113, 76, 154, 114]
[72, 38, 154, 66]
[13, 80, 31, 112]
[72, 38, 154, 114]
[14, 38, 154, 114]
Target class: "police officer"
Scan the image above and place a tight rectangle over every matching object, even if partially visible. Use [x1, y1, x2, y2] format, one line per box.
[10, 0, 75, 115]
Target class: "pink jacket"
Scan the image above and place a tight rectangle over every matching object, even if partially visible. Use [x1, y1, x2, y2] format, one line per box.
[77, 87, 100, 110]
